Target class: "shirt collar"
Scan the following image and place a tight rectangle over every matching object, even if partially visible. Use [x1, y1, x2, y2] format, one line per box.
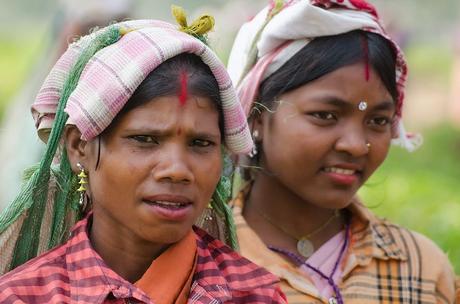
[193, 226, 279, 299]
[346, 199, 408, 268]
[232, 194, 320, 296]
[65, 216, 151, 304]
[232, 188, 408, 273]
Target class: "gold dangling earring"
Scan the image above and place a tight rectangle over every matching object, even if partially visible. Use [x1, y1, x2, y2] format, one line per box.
[195, 200, 227, 244]
[205, 202, 214, 221]
[76, 162, 88, 208]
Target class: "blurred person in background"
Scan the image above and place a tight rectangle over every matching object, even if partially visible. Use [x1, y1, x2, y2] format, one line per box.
[227, 0, 456, 303]
[0, 0, 133, 210]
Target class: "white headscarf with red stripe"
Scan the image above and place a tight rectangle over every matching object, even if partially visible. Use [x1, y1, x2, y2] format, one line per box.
[228, 0, 422, 151]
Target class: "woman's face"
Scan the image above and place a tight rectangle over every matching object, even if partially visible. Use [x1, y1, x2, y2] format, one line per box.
[83, 95, 222, 245]
[256, 63, 395, 209]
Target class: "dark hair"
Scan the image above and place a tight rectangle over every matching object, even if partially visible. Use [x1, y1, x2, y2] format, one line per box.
[257, 30, 397, 110]
[117, 53, 223, 137]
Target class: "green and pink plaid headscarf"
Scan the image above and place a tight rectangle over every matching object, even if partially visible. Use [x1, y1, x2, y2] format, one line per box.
[0, 17, 250, 274]
[33, 19, 252, 153]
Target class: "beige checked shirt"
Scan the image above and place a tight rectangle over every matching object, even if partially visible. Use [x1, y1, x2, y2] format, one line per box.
[232, 194, 456, 303]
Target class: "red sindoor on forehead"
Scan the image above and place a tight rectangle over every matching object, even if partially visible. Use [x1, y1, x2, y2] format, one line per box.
[360, 34, 370, 81]
[178, 71, 188, 106]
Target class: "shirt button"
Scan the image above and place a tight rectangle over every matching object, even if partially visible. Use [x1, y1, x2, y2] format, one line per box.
[329, 297, 338, 304]
[113, 286, 130, 297]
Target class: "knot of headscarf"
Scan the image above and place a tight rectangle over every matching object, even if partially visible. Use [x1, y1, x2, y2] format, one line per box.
[172, 5, 215, 43]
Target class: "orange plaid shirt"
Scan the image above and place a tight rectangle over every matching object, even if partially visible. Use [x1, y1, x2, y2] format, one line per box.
[232, 196, 456, 303]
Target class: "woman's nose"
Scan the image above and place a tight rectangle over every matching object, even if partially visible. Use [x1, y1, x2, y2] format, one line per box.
[334, 126, 369, 157]
[152, 146, 194, 184]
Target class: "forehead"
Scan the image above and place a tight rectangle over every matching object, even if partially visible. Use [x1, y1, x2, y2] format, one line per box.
[281, 63, 393, 107]
[108, 95, 220, 132]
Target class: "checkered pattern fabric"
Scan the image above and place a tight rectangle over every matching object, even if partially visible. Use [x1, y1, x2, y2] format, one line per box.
[0, 216, 286, 303]
[232, 196, 456, 304]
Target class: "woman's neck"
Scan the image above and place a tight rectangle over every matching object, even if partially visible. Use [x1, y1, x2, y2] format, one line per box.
[90, 211, 168, 283]
[243, 173, 345, 253]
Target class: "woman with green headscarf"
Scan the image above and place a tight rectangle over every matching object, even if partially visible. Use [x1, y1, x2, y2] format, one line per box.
[0, 11, 286, 303]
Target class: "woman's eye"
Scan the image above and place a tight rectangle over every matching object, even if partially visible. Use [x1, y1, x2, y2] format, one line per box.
[191, 139, 214, 147]
[369, 117, 391, 126]
[131, 135, 158, 144]
[310, 111, 336, 121]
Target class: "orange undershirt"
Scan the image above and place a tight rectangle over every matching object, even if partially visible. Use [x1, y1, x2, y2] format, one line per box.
[135, 230, 197, 304]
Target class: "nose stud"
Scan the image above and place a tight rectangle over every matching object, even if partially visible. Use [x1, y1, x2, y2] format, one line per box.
[358, 101, 367, 111]
[366, 142, 371, 150]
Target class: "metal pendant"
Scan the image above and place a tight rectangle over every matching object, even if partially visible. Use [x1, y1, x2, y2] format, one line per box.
[328, 297, 338, 304]
[297, 238, 315, 258]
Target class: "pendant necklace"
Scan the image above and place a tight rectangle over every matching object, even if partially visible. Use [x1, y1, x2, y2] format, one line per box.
[256, 209, 340, 258]
[268, 221, 351, 304]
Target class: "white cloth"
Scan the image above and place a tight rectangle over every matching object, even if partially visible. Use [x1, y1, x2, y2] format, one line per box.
[227, 0, 422, 152]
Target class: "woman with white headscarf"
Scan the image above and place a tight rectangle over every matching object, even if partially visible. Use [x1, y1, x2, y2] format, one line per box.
[228, 1, 456, 303]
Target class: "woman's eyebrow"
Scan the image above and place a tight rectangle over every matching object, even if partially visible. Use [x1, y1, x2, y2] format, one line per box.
[312, 96, 395, 112]
[122, 127, 220, 138]
[189, 131, 221, 140]
[309, 96, 353, 109]
[371, 100, 395, 111]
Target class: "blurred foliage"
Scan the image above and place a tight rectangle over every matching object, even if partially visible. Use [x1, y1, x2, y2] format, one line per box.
[0, 31, 44, 118]
[405, 44, 454, 82]
[359, 125, 460, 273]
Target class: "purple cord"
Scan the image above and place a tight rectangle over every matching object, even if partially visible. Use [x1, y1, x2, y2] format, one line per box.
[269, 221, 350, 304]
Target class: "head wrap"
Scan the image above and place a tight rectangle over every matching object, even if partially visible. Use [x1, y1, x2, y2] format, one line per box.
[227, 0, 422, 151]
[0, 11, 251, 274]
[33, 19, 252, 153]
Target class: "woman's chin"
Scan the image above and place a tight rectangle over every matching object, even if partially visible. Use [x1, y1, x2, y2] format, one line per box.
[311, 195, 356, 210]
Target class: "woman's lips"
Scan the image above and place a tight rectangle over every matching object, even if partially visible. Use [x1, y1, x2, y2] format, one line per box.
[322, 166, 361, 186]
[142, 194, 194, 221]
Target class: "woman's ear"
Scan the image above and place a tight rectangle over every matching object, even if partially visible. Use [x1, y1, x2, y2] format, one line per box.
[251, 110, 266, 143]
[64, 125, 88, 173]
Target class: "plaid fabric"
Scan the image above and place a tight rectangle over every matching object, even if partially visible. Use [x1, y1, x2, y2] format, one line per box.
[232, 196, 457, 304]
[32, 19, 253, 154]
[0, 216, 286, 303]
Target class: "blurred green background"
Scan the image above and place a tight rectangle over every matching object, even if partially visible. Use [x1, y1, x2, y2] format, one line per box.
[0, 0, 459, 273]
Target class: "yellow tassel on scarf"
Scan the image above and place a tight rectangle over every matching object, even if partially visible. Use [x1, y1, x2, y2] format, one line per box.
[171, 5, 215, 37]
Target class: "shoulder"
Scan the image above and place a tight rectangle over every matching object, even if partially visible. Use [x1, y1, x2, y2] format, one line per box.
[375, 216, 453, 269]
[351, 201, 454, 271]
[0, 243, 69, 302]
[371, 216, 456, 300]
[193, 226, 286, 303]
